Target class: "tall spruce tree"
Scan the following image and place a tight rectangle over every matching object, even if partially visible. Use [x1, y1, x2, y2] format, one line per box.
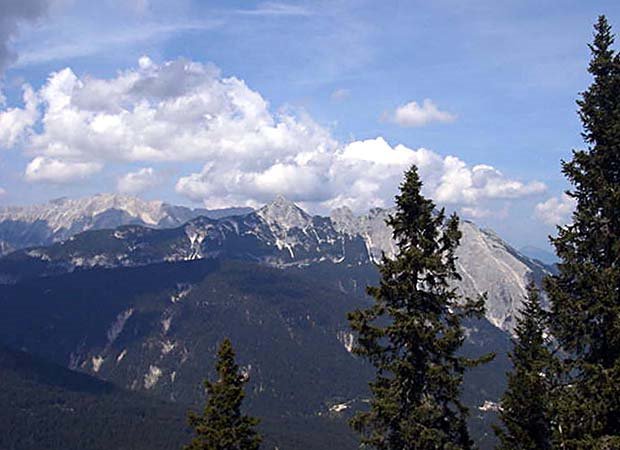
[495, 283, 553, 450]
[185, 339, 262, 450]
[544, 15, 620, 448]
[348, 165, 491, 450]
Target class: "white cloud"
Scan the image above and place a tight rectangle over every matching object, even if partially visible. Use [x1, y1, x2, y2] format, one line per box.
[26, 59, 335, 165]
[6, 56, 544, 214]
[176, 135, 546, 212]
[535, 193, 576, 226]
[24, 156, 102, 183]
[0, 187, 5, 196]
[0, 84, 38, 148]
[330, 137, 546, 211]
[117, 167, 159, 193]
[391, 99, 456, 127]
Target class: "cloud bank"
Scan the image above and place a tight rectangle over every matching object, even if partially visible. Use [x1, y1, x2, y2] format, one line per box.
[1, 56, 546, 214]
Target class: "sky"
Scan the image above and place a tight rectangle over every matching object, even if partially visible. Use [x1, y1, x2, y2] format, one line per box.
[0, 0, 618, 250]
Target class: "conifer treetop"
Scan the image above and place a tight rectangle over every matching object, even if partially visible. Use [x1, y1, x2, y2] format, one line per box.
[348, 164, 491, 450]
[184, 338, 261, 450]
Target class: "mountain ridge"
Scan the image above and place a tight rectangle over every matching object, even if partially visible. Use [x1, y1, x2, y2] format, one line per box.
[0, 257, 509, 449]
[0, 193, 252, 255]
[0, 194, 551, 332]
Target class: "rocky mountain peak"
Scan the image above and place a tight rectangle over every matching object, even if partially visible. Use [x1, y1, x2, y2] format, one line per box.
[257, 195, 311, 230]
[0, 193, 168, 229]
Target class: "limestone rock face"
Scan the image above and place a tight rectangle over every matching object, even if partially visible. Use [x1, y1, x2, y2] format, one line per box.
[331, 206, 551, 332]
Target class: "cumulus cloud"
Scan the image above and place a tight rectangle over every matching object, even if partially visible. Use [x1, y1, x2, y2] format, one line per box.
[0, 84, 38, 148]
[0, 0, 50, 73]
[390, 99, 456, 127]
[535, 193, 576, 226]
[25, 156, 102, 183]
[433, 163, 546, 204]
[7, 56, 545, 212]
[26, 58, 335, 164]
[176, 135, 546, 212]
[117, 167, 159, 193]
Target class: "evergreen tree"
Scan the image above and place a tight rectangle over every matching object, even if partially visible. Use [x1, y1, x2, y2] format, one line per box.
[185, 339, 261, 450]
[348, 165, 492, 450]
[544, 15, 620, 448]
[495, 283, 553, 450]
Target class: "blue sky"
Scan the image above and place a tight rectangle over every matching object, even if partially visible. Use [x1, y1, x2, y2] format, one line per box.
[0, 0, 619, 249]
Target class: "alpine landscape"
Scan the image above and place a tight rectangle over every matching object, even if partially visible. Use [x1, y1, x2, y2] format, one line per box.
[1, 2, 619, 450]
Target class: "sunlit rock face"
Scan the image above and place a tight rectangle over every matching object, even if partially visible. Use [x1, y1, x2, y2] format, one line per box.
[454, 222, 550, 331]
[331, 206, 551, 333]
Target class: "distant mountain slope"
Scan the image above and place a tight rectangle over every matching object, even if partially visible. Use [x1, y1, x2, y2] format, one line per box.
[519, 245, 559, 265]
[0, 344, 189, 450]
[0, 258, 510, 449]
[0, 196, 552, 332]
[0, 343, 361, 450]
[0, 193, 251, 255]
[0, 259, 375, 414]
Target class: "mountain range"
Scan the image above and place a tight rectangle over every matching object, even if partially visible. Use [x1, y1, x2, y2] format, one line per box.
[0, 193, 551, 333]
[0, 193, 251, 256]
[0, 193, 554, 449]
